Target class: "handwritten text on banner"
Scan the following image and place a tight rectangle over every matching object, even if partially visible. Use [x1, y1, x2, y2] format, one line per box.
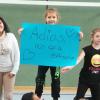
[20, 23, 80, 67]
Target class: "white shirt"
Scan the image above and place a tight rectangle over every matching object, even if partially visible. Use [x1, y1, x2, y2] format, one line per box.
[0, 33, 20, 74]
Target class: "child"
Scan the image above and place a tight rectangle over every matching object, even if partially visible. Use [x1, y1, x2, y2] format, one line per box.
[18, 8, 83, 100]
[18, 8, 61, 100]
[0, 17, 20, 100]
[61, 28, 100, 100]
[35, 8, 83, 100]
[35, 8, 60, 100]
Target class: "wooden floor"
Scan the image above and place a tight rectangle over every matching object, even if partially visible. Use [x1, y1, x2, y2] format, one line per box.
[15, 86, 78, 94]
[14, 86, 91, 94]
[14, 86, 91, 100]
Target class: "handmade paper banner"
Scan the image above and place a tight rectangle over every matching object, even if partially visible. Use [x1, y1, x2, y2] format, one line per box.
[20, 23, 80, 67]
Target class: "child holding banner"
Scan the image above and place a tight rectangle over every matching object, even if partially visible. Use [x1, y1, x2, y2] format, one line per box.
[18, 8, 83, 100]
[0, 17, 20, 100]
[35, 8, 83, 100]
[18, 8, 61, 100]
[61, 28, 100, 100]
[35, 8, 61, 100]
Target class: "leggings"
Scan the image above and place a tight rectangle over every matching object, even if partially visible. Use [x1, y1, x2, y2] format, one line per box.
[35, 66, 60, 99]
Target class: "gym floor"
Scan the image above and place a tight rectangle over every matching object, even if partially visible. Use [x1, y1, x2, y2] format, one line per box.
[13, 92, 75, 100]
[13, 87, 91, 100]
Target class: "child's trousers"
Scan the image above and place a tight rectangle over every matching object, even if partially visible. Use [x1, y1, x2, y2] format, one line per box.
[74, 82, 100, 100]
[0, 72, 15, 100]
[35, 66, 60, 99]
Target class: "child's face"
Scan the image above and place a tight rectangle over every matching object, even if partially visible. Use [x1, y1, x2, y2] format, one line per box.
[45, 12, 58, 24]
[92, 32, 100, 45]
[0, 20, 4, 34]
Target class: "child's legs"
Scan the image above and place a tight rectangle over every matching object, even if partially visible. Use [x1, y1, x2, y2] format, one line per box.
[90, 83, 100, 100]
[0, 72, 3, 100]
[35, 66, 49, 98]
[50, 67, 60, 99]
[3, 72, 15, 100]
[74, 82, 88, 100]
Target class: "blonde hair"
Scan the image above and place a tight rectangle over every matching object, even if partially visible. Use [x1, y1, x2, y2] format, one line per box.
[91, 28, 100, 37]
[90, 28, 100, 43]
[44, 8, 60, 19]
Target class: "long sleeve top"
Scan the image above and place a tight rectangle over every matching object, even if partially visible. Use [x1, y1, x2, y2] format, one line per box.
[0, 33, 20, 74]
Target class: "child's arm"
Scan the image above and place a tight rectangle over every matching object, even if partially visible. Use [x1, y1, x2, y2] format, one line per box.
[76, 50, 85, 65]
[18, 28, 24, 35]
[61, 50, 85, 74]
[79, 32, 84, 40]
[61, 66, 74, 74]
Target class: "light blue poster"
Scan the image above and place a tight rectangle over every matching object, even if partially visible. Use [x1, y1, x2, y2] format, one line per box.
[20, 23, 80, 67]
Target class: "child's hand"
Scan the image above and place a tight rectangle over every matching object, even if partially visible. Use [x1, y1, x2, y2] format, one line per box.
[18, 28, 24, 35]
[61, 66, 74, 74]
[8, 72, 15, 78]
[79, 32, 84, 40]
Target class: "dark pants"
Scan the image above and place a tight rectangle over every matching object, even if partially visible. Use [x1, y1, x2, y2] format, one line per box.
[74, 82, 100, 100]
[35, 66, 60, 99]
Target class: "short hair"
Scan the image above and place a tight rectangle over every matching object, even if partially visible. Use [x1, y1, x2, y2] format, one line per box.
[44, 8, 59, 19]
[21, 92, 34, 100]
